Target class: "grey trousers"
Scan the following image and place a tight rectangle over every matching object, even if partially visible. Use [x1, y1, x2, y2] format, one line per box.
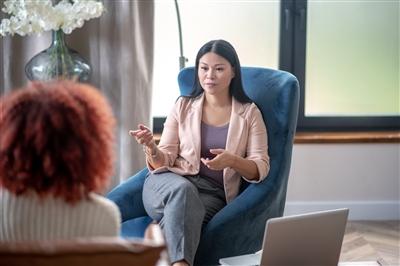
[142, 172, 226, 266]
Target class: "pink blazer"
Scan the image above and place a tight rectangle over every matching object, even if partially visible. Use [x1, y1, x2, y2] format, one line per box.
[147, 93, 270, 203]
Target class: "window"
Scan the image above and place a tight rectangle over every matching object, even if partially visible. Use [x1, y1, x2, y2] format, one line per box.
[153, 0, 400, 133]
[281, 0, 399, 131]
[152, 0, 280, 132]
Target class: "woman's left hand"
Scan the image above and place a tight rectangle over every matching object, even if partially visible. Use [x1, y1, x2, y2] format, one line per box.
[201, 149, 236, 170]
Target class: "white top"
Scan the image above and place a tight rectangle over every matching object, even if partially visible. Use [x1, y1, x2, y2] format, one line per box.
[0, 188, 121, 241]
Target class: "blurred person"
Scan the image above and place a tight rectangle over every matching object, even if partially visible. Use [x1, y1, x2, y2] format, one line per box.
[0, 80, 120, 241]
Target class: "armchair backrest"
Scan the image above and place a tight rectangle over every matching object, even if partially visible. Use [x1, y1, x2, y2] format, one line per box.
[178, 67, 300, 209]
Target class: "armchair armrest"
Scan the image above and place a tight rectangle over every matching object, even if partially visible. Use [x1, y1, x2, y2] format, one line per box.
[107, 168, 149, 222]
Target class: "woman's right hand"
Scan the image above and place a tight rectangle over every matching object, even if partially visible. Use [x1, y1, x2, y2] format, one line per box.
[129, 124, 156, 149]
[129, 124, 163, 168]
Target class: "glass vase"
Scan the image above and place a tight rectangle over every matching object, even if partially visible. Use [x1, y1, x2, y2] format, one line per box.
[25, 30, 91, 82]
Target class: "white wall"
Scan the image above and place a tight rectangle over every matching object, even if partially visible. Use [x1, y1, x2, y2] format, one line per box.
[284, 143, 400, 220]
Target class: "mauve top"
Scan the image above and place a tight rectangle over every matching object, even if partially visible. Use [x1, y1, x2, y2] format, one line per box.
[199, 121, 229, 188]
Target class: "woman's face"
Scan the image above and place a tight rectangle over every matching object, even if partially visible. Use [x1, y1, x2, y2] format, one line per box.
[198, 52, 235, 97]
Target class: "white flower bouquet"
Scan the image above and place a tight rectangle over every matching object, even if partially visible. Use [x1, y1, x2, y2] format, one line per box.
[0, 0, 105, 36]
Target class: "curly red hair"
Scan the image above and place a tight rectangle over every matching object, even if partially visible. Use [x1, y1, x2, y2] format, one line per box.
[0, 80, 115, 204]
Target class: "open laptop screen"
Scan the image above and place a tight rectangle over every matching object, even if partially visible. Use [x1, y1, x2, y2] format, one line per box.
[220, 208, 349, 266]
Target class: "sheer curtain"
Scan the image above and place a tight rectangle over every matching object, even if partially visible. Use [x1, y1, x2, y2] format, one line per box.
[0, 0, 154, 189]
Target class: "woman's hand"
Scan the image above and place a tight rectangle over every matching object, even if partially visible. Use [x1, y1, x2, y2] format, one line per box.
[129, 124, 164, 168]
[201, 148, 260, 180]
[129, 124, 156, 150]
[201, 149, 235, 171]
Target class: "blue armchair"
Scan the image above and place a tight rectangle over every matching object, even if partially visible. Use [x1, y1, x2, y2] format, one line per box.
[107, 67, 299, 266]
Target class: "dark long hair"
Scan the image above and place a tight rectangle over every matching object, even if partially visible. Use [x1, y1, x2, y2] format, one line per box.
[189, 39, 252, 103]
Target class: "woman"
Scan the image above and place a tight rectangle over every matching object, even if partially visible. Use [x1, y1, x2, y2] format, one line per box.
[130, 39, 270, 266]
[0, 80, 120, 241]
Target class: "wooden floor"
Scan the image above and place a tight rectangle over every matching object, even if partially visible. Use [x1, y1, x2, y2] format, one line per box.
[340, 221, 399, 266]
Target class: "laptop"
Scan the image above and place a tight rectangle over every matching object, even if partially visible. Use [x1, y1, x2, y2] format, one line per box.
[219, 208, 349, 266]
